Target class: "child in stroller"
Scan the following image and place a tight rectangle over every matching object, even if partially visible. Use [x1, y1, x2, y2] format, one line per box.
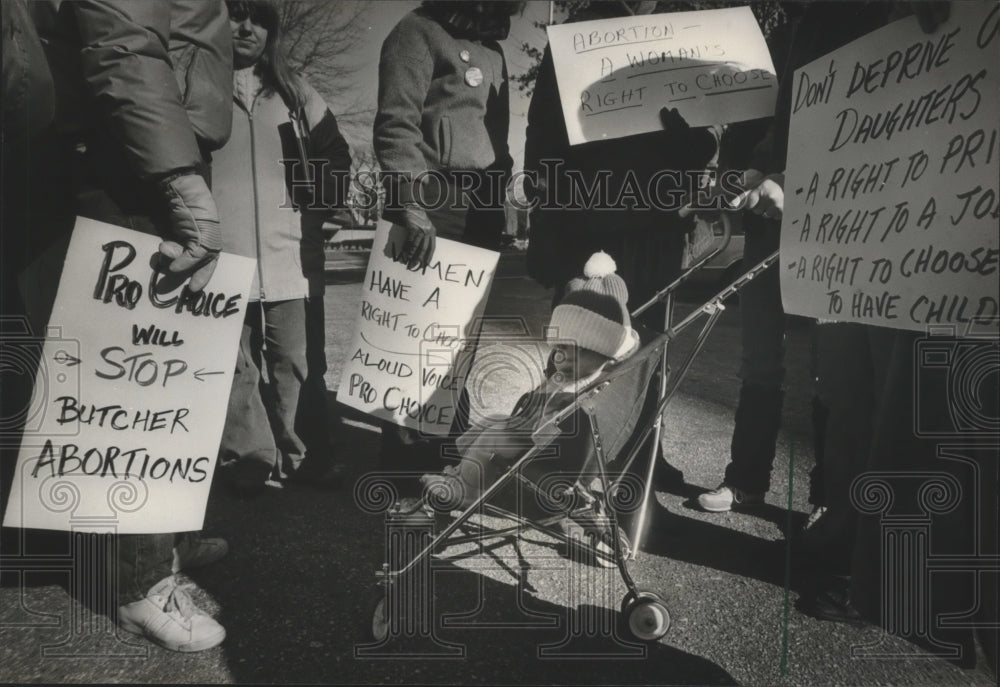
[415, 251, 640, 564]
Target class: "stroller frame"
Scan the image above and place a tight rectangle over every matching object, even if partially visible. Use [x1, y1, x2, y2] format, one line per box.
[366, 214, 779, 645]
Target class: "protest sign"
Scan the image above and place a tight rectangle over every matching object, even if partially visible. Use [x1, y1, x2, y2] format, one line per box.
[780, 2, 999, 333]
[546, 6, 776, 145]
[337, 222, 499, 436]
[3, 218, 254, 533]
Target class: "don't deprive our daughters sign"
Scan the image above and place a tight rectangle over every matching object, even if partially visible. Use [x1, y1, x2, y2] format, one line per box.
[780, 2, 999, 333]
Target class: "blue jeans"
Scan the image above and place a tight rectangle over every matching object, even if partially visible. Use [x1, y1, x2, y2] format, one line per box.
[736, 214, 785, 388]
[219, 298, 331, 485]
[299, 294, 333, 458]
[115, 534, 174, 606]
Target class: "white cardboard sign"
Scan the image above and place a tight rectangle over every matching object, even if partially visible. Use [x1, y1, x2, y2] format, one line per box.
[780, 2, 1000, 333]
[3, 218, 255, 533]
[547, 6, 777, 145]
[337, 222, 498, 436]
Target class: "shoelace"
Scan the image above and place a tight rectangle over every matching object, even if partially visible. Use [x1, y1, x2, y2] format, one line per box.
[162, 584, 198, 621]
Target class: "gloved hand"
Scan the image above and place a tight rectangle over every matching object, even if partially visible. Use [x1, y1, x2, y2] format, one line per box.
[659, 106, 692, 138]
[155, 173, 221, 293]
[397, 203, 435, 270]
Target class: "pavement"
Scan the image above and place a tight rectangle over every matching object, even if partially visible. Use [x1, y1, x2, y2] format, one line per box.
[0, 248, 994, 685]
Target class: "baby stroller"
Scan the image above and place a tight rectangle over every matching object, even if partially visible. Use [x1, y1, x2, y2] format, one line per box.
[361, 214, 779, 645]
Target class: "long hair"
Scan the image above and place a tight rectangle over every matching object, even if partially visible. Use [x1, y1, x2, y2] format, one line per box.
[227, 0, 303, 110]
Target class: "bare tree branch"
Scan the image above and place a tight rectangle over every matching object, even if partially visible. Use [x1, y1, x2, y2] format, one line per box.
[275, 0, 371, 102]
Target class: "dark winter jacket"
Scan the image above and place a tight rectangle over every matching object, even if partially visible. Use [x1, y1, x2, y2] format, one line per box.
[30, 0, 233, 179]
[750, 1, 892, 174]
[374, 7, 512, 215]
[2, 0, 55, 148]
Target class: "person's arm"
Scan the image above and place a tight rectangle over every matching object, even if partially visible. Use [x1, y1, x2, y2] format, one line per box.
[72, 0, 228, 291]
[300, 79, 353, 215]
[2, 0, 55, 146]
[523, 47, 566, 204]
[373, 18, 436, 268]
[730, 170, 785, 220]
[486, 48, 513, 178]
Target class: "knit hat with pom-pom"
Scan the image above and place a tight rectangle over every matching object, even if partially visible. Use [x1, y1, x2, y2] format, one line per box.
[547, 251, 630, 358]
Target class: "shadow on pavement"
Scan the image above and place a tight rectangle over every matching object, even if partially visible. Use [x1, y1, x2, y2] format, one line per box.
[677, 497, 796, 535]
[639, 507, 794, 593]
[192, 413, 737, 684]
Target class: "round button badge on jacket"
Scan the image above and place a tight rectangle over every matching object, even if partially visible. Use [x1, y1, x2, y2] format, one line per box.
[465, 67, 483, 87]
[459, 49, 470, 63]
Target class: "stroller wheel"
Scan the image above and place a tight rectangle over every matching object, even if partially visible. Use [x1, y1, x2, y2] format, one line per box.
[371, 594, 389, 642]
[621, 591, 670, 642]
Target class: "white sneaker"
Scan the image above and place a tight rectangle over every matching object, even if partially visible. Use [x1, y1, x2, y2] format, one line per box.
[697, 484, 764, 512]
[118, 576, 225, 652]
[171, 536, 229, 573]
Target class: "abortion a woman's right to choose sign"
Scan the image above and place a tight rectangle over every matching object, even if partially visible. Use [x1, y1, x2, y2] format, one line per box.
[780, 2, 999, 334]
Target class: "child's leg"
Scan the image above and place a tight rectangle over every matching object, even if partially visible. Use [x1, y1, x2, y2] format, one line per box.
[451, 448, 493, 507]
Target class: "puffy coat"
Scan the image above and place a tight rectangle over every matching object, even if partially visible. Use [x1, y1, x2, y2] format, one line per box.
[213, 70, 351, 301]
[30, 0, 233, 178]
[3, 0, 55, 147]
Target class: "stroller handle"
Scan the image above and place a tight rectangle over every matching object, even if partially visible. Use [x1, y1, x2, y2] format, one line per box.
[631, 211, 734, 319]
[537, 248, 780, 440]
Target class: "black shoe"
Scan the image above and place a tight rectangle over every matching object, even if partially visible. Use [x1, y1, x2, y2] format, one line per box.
[804, 577, 866, 627]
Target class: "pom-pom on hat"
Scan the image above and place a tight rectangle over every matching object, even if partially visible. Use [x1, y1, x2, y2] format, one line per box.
[547, 252, 630, 358]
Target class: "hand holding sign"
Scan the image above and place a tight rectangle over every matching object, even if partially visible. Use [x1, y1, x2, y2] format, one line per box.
[155, 173, 223, 293]
[678, 168, 760, 221]
[153, 241, 219, 295]
[396, 204, 437, 271]
[546, 6, 777, 146]
[731, 170, 785, 220]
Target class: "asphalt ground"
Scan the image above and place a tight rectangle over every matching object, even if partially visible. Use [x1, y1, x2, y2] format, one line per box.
[0, 249, 994, 685]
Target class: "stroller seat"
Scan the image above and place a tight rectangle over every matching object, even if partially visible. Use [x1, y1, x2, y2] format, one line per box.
[365, 324, 674, 646]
